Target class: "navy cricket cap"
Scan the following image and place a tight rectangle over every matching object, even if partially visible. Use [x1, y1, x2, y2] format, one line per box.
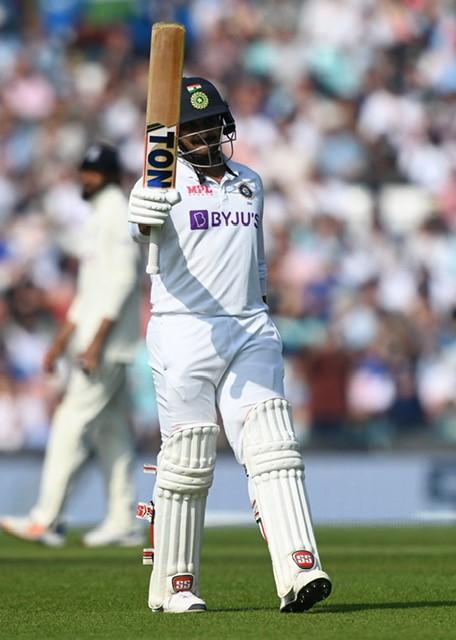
[180, 77, 231, 125]
[79, 142, 120, 175]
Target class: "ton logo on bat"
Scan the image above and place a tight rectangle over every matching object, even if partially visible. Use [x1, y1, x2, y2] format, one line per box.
[145, 127, 177, 189]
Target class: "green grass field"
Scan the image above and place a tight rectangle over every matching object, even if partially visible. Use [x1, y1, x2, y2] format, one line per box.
[1, 526, 455, 639]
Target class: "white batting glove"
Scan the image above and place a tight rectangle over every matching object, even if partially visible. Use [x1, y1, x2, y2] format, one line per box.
[128, 183, 181, 227]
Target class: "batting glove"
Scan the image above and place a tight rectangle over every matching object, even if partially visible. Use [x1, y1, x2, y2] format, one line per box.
[128, 183, 181, 227]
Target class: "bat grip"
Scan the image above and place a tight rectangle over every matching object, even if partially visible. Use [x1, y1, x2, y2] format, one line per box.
[146, 228, 161, 275]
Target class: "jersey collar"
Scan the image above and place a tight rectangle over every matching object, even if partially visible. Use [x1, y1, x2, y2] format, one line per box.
[179, 157, 240, 185]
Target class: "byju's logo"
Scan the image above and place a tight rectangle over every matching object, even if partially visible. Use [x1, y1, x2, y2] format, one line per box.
[190, 210, 209, 230]
[189, 209, 258, 230]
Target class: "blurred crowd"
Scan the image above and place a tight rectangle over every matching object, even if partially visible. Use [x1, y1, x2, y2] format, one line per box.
[1, 0, 456, 452]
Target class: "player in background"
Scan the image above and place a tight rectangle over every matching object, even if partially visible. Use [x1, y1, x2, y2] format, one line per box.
[1, 143, 143, 548]
[128, 77, 332, 613]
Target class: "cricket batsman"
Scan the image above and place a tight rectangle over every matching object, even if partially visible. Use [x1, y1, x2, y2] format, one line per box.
[128, 78, 332, 612]
[1, 144, 143, 547]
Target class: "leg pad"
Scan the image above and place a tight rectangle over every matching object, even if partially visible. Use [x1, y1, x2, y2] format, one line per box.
[243, 399, 326, 598]
[148, 424, 219, 610]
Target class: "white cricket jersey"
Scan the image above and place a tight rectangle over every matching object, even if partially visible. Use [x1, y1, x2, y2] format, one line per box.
[134, 159, 268, 317]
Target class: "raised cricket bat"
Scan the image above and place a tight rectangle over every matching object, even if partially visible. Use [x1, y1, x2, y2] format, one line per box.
[143, 22, 185, 275]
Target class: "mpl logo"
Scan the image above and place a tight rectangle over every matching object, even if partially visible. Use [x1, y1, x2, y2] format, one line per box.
[292, 550, 315, 569]
[189, 209, 259, 230]
[187, 184, 213, 196]
[172, 574, 194, 592]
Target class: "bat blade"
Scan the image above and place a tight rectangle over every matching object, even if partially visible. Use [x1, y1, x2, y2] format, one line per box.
[143, 22, 185, 275]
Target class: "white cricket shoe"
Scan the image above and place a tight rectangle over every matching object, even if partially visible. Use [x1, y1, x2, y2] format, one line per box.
[153, 591, 207, 613]
[82, 524, 144, 547]
[280, 570, 332, 613]
[0, 516, 65, 548]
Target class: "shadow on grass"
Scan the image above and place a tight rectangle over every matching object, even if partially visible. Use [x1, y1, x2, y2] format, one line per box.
[210, 607, 277, 613]
[211, 600, 456, 614]
[311, 600, 456, 614]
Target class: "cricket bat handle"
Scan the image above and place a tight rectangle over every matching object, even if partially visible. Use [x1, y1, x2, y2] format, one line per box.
[146, 229, 160, 275]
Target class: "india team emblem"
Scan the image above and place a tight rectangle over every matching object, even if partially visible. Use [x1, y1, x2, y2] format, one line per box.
[239, 183, 253, 199]
[190, 91, 209, 110]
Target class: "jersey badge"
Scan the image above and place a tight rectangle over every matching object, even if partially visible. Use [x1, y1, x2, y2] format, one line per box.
[239, 183, 254, 199]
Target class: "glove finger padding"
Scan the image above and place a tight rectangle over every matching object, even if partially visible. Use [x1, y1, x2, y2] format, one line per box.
[165, 189, 181, 206]
[128, 186, 181, 226]
[129, 196, 171, 212]
[130, 186, 181, 204]
[128, 207, 170, 226]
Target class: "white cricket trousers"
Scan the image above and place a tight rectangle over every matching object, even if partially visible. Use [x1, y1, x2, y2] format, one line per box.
[147, 311, 285, 461]
[30, 362, 136, 532]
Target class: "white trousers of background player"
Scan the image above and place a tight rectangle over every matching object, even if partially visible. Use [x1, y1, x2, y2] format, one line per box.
[30, 362, 137, 533]
[147, 311, 284, 458]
